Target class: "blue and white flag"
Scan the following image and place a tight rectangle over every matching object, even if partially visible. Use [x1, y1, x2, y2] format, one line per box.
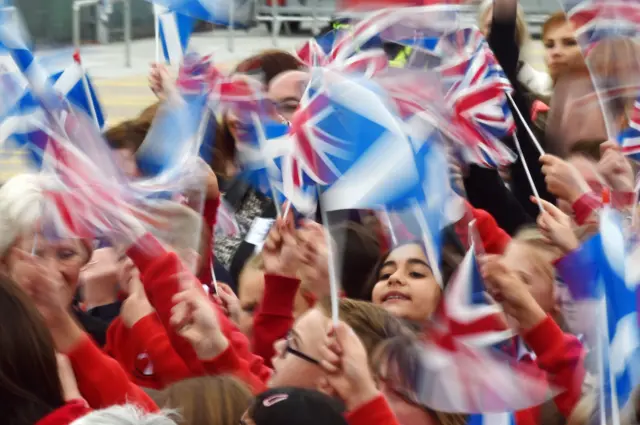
[155, 4, 193, 65]
[467, 412, 516, 425]
[0, 60, 106, 167]
[51, 61, 106, 129]
[146, 0, 253, 28]
[597, 208, 640, 419]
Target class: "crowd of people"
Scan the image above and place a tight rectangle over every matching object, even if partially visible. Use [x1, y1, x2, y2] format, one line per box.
[0, 0, 639, 424]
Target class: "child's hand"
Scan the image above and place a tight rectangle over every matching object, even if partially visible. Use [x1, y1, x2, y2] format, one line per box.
[171, 275, 228, 360]
[317, 322, 379, 412]
[532, 197, 579, 254]
[297, 220, 331, 298]
[540, 154, 591, 203]
[481, 257, 547, 332]
[598, 142, 634, 193]
[262, 207, 300, 278]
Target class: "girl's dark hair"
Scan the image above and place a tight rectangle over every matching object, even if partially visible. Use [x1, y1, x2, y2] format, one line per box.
[362, 226, 465, 300]
[0, 276, 65, 425]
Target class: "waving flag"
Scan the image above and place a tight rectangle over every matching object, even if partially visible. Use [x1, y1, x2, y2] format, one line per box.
[155, 4, 193, 65]
[145, 0, 253, 28]
[0, 56, 106, 167]
[440, 246, 512, 347]
[235, 118, 292, 199]
[437, 27, 515, 167]
[597, 208, 640, 416]
[564, 0, 640, 52]
[51, 57, 106, 129]
[618, 98, 640, 160]
[467, 412, 516, 425]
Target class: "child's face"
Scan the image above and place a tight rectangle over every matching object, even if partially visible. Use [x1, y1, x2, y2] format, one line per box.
[371, 244, 441, 321]
[502, 241, 557, 314]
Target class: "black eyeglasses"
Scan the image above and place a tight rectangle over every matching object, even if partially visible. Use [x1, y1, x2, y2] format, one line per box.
[283, 330, 320, 365]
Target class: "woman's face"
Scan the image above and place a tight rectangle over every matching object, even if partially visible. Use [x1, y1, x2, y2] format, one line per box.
[502, 241, 556, 314]
[543, 21, 584, 81]
[269, 307, 326, 389]
[371, 244, 442, 321]
[267, 71, 308, 122]
[6, 233, 89, 305]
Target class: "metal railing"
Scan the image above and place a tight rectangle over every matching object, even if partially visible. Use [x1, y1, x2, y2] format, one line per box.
[72, 0, 131, 67]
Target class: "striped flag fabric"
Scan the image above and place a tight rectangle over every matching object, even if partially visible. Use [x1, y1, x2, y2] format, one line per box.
[155, 4, 194, 65]
[145, 0, 254, 28]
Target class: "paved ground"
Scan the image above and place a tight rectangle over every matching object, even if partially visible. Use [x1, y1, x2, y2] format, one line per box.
[35, 27, 546, 127]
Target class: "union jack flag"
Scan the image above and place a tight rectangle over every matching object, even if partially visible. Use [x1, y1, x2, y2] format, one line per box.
[618, 97, 640, 160]
[296, 36, 389, 77]
[565, 0, 640, 52]
[437, 245, 513, 347]
[437, 27, 515, 167]
[288, 70, 354, 186]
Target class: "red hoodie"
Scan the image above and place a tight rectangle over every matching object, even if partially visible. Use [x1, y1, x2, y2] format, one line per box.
[36, 400, 92, 425]
[196, 198, 219, 288]
[66, 333, 157, 411]
[105, 314, 193, 390]
[252, 274, 301, 367]
[454, 202, 510, 255]
[346, 395, 400, 425]
[515, 315, 585, 425]
[127, 234, 270, 393]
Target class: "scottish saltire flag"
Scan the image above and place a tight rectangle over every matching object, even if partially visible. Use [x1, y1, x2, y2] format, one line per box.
[467, 412, 516, 425]
[155, 4, 193, 65]
[561, 208, 640, 416]
[51, 60, 106, 129]
[305, 70, 448, 283]
[135, 96, 204, 179]
[441, 246, 512, 347]
[618, 98, 640, 160]
[145, 0, 253, 28]
[596, 208, 640, 416]
[0, 58, 106, 167]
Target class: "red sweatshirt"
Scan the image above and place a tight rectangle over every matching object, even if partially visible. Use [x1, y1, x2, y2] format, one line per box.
[35, 400, 92, 425]
[346, 395, 400, 425]
[454, 202, 511, 255]
[252, 274, 302, 367]
[105, 314, 193, 390]
[515, 315, 586, 425]
[572, 190, 635, 225]
[127, 234, 271, 391]
[66, 333, 158, 411]
[196, 198, 219, 288]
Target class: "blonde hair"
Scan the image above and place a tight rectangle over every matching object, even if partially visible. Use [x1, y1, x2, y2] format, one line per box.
[317, 297, 408, 365]
[157, 376, 253, 425]
[0, 173, 44, 257]
[477, 0, 530, 48]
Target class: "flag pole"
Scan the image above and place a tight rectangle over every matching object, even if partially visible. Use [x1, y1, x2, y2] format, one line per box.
[153, 5, 161, 63]
[73, 50, 100, 129]
[319, 189, 340, 326]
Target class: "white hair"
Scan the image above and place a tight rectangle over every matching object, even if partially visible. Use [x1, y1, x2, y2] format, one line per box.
[70, 405, 179, 425]
[0, 173, 45, 257]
